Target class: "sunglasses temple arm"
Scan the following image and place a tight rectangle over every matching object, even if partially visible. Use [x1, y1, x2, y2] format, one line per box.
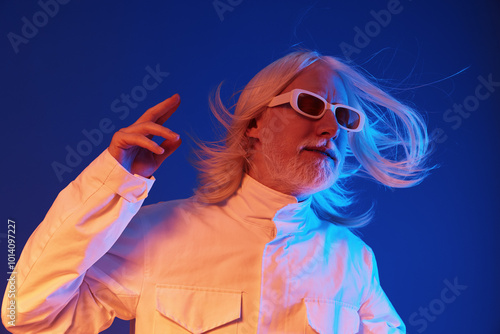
[268, 92, 293, 107]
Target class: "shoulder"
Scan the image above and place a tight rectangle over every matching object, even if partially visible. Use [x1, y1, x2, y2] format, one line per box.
[132, 196, 222, 230]
[134, 197, 195, 222]
[322, 222, 376, 269]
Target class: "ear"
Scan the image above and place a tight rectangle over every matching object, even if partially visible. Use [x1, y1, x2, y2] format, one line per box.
[246, 118, 261, 140]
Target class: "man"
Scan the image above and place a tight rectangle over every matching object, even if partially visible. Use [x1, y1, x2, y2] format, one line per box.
[2, 51, 430, 333]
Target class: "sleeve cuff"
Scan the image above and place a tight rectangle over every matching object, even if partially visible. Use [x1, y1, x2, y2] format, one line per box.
[86, 149, 156, 203]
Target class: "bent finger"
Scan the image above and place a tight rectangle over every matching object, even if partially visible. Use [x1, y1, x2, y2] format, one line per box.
[114, 132, 166, 155]
[155, 137, 182, 165]
[124, 122, 180, 141]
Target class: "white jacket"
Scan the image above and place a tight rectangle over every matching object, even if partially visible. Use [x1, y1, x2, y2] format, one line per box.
[2, 149, 405, 333]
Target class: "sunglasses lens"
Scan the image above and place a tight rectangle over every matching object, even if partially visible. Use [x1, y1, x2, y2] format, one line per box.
[295, 92, 362, 130]
[297, 93, 325, 117]
[336, 107, 360, 130]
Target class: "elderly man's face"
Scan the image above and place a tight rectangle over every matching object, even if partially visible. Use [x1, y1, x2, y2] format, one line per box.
[247, 62, 349, 200]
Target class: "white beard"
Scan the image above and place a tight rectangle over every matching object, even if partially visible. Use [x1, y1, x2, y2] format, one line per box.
[258, 137, 341, 198]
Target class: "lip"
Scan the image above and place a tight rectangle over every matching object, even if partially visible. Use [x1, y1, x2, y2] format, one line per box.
[303, 147, 337, 162]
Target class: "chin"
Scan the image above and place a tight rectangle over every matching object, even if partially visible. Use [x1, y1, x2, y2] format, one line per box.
[305, 174, 337, 193]
[294, 165, 339, 195]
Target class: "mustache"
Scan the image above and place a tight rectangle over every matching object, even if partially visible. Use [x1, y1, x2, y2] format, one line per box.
[299, 140, 340, 162]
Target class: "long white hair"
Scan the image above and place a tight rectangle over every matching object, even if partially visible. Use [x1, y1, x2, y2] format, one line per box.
[192, 50, 432, 227]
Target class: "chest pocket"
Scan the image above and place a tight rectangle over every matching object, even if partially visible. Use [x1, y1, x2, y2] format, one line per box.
[304, 298, 360, 334]
[154, 285, 242, 334]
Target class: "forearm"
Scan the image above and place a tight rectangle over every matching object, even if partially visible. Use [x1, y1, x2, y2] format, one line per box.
[2, 149, 154, 333]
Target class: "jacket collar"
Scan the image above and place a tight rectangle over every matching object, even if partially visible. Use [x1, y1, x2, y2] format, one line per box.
[225, 174, 317, 236]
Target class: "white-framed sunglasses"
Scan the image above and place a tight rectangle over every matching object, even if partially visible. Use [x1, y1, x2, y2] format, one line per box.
[267, 88, 365, 132]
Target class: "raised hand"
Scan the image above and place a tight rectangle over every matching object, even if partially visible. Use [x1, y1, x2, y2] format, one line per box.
[108, 94, 182, 178]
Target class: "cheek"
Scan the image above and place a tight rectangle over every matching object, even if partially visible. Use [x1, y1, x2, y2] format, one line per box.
[336, 131, 348, 155]
[263, 111, 311, 144]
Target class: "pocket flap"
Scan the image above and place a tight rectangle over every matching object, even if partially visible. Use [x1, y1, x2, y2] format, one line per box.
[305, 298, 360, 334]
[156, 285, 241, 333]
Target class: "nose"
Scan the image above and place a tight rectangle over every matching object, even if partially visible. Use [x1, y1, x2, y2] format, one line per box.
[316, 108, 340, 140]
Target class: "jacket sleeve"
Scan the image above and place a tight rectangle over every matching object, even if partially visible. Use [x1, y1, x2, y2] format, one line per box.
[358, 247, 406, 333]
[1, 149, 155, 333]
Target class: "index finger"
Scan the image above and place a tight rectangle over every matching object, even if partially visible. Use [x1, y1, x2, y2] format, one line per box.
[134, 94, 181, 125]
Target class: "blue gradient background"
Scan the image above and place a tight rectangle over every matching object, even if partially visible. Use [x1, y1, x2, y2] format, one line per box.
[1, 0, 499, 333]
